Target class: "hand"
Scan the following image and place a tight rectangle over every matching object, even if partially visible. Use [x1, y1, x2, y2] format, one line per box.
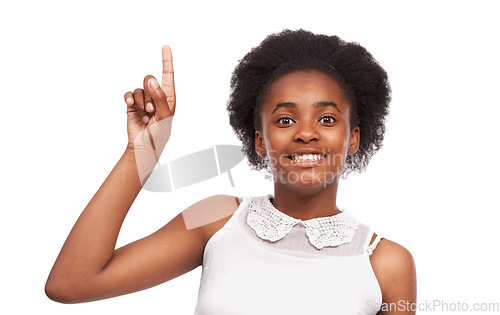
[124, 45, 176, 155]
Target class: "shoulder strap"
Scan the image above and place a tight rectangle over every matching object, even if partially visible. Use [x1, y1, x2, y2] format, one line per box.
[367, 233, 382, 257]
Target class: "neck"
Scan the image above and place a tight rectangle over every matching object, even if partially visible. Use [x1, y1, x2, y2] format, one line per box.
[272, 177, 341, 220]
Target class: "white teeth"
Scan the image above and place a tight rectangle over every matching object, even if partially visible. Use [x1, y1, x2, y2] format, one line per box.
[290, 154, 325, 162]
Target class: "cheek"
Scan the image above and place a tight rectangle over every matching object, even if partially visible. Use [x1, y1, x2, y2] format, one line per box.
[263, 135, 283, 159]
[323, 131, 350, 166]
[261, 132, 292, 168]
[324, 131, 348, 148]
[261, 125, 279, 149]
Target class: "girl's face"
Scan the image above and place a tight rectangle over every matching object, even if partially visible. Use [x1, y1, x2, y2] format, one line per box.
[255, 70, 359, 189]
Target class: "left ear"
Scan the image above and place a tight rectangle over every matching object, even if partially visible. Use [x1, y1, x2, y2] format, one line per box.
[348, 126, 360, 155]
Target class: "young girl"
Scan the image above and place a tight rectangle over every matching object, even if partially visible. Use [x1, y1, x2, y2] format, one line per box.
[46, 29, 416, 314]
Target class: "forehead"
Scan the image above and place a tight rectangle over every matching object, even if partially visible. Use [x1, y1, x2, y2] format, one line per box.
[262, 70, 351, 113]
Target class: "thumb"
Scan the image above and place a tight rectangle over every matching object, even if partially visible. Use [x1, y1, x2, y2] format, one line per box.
[147, 76, 173, 119]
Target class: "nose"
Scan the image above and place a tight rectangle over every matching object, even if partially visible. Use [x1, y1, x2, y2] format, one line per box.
[294, 121, 319, 143]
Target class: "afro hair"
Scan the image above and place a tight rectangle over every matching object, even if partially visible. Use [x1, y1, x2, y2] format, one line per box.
[227, 29, 391, 177]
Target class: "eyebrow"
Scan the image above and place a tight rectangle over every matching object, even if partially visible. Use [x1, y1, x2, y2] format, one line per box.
[271, 101, 341, 114]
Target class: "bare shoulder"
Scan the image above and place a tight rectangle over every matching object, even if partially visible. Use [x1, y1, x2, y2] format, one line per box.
[181, 194, 242, 243]
[370, 238, 415, 274]
[370, 237, 417, 313]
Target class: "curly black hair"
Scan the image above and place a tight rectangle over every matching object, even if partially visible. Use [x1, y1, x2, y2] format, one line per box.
[227, 29, 391, 177]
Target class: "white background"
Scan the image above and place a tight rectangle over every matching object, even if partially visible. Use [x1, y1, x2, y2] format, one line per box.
[1, 0, 499, 314]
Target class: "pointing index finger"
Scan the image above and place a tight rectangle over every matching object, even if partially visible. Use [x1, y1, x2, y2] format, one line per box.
[161, 46, 174, 91]
[161, 45, 175, 114]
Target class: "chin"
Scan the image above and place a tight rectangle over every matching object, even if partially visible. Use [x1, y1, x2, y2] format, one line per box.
[272, 168, 339, 190]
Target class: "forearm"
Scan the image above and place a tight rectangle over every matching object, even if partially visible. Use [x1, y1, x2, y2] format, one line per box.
[47, 148, 152, 291]
[47, 45, 175, 303]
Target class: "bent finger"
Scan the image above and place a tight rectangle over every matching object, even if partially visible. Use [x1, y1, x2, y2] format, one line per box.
[133, 88, 149, 124]
[124, 91, 134, 109]
[143, 75, 155, 114]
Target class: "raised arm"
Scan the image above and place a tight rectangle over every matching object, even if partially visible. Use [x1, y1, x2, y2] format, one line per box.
[45, 46, 237, 303]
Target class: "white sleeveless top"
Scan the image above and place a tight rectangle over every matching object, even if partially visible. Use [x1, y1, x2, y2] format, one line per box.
[194, 195, 383, 315]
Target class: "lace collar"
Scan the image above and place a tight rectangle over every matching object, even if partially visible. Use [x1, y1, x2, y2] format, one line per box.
[246, 195, 359, 250]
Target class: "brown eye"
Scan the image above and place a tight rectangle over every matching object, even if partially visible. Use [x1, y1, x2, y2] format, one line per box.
[277, 117, 294, 125]
[319, 116, 336, 124]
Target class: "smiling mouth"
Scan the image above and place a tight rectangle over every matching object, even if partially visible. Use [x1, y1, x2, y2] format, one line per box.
[288, 153, 326, 162]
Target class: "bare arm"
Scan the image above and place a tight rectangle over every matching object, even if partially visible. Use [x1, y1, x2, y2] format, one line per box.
[45, 46, 236, 303]
[45, 146, 237, 302]
[45, 148, 202, 303]
[371, 238, 417, 315]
